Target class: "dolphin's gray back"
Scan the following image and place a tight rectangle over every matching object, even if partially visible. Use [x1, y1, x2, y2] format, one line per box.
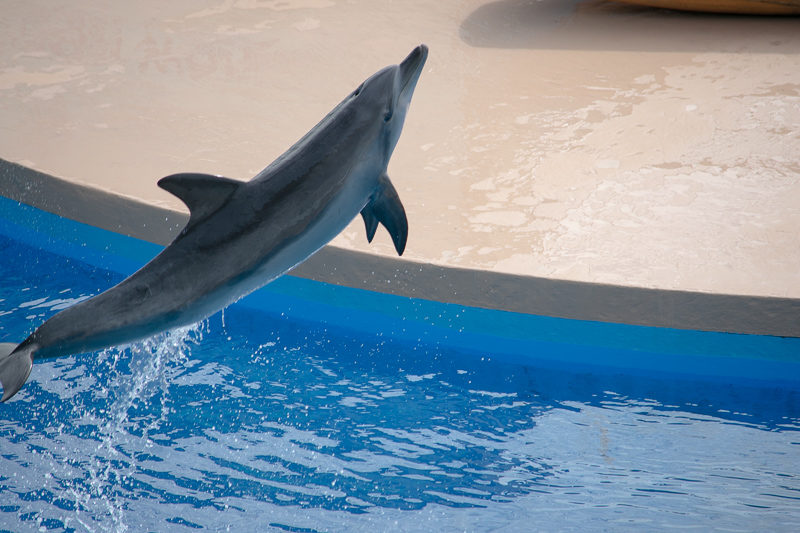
[28, 90, 385, 358]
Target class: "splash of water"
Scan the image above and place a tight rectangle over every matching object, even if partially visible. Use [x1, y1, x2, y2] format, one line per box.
[68, 323, 205, 532]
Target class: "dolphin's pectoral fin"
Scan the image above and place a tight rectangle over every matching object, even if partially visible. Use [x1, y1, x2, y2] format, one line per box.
[0, 342, 34, 402]
[362, 173, 408, 256]
[158, 173, 242, 230]
[360, 206, 379, 243]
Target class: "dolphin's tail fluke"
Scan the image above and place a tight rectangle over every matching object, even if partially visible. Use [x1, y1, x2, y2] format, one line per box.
[0, 343, 34, 402]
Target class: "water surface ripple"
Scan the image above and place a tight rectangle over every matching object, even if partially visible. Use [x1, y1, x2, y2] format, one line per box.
[1, 235, 798, 532]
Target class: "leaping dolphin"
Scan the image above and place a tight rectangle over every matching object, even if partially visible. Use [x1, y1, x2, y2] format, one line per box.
[0, 44, 428, 402]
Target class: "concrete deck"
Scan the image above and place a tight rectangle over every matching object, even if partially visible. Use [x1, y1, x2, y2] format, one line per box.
[1, 1, 799, 335]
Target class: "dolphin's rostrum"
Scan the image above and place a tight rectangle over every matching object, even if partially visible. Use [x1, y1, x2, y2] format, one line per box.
[0, 45, 428, 402]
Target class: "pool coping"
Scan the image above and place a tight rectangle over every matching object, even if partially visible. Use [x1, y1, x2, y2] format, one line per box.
[2, 157, 799, 338]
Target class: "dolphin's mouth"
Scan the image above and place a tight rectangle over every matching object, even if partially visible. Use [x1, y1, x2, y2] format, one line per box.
[399, 44, 428, 94]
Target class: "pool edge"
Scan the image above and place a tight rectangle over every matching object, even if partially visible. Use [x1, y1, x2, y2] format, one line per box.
[2, 156, 799, 338]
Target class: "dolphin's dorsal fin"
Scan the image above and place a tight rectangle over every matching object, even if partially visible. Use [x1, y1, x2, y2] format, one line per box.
[360, 173, 408, 256]
[158, 173, 241, 229]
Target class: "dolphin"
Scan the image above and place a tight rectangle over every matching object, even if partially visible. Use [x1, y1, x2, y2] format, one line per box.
[0, 44, 428, 402]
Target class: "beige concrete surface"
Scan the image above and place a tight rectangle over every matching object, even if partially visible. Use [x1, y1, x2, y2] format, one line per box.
[1, 0, 799, 301]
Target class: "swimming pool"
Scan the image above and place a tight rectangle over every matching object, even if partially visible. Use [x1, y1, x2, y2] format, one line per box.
[1, 196, 799, 532]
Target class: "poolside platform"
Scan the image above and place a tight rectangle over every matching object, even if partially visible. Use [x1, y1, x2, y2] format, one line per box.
[1, 0, 799, 336]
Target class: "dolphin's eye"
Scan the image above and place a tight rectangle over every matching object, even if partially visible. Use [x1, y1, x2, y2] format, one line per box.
[384, 110, 393, 122]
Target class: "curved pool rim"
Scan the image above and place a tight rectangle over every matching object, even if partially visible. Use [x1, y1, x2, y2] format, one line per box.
[1, 157, 799, 389]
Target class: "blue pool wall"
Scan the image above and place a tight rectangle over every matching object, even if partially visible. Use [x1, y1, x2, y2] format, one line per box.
[2, 195, 798, 389]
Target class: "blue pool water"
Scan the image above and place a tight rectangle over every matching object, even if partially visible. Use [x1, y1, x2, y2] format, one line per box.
[0, 197, 799, 532]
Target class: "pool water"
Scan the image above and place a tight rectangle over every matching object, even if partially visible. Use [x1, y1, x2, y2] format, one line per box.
[1, 199, 799, 532]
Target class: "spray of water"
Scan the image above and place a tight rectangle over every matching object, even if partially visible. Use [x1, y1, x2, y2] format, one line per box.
[67, 322, 205, 532]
